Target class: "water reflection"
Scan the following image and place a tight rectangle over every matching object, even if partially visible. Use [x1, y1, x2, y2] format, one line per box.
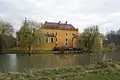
[0, 54, 17, 72]
[0, 52, 120, 72]
[8, 54, 17, 71]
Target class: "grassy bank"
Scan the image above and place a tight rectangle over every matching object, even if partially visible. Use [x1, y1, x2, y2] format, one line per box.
[1, 49, 120, 54]
[3, 50, 87, 54]
[3, 50, 54, 54]
[0, 60, 120, 80]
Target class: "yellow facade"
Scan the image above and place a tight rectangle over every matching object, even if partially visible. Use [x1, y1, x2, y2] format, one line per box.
[73, 38, 77, 48]
[40, 28, 78, 50]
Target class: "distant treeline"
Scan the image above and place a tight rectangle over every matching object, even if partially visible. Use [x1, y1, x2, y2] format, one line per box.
[0, 19, 120, 53]
[104, 30, 120, 50]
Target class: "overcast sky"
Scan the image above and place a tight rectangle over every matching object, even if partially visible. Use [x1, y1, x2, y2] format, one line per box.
[0, 0, 120, 34]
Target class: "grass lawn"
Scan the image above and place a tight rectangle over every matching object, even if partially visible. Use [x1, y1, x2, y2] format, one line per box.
[0, 60, 120, 80]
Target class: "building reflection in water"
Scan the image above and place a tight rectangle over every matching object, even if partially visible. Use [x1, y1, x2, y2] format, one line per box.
[0, 52, 119, 72]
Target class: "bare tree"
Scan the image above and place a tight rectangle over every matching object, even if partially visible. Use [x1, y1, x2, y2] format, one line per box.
[0, 20, 13, 36]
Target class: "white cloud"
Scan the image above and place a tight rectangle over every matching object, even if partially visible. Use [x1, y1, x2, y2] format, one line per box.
[0, 0, 120, 34]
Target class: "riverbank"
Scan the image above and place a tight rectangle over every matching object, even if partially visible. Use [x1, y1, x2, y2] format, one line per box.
[2, 50, 54, 54]
[0, 60, 120, 80]
[2, 47, 119, 54]
[2, 50, 88, 54]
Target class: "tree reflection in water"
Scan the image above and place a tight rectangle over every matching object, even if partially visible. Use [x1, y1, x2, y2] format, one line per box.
[0, 52, 120, 72]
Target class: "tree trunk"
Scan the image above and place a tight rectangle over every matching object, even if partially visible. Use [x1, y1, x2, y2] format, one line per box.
[28, 45, 31, 56]
[0, 35, 2, 52]
[102, 51, 106, 62]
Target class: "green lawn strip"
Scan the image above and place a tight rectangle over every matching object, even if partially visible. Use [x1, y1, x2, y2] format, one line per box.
[3, 50, 54, 54]
[1, 61, 120, 80]
[32, 50, 53, 54]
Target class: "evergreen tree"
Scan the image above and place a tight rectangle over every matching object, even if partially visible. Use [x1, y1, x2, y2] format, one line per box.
[17, 18, 45, 54]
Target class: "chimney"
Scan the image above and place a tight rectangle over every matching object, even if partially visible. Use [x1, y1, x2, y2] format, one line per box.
[58, 21, 61, 24]
[65, 21, 67, 24]
[25, 17, 27, 20]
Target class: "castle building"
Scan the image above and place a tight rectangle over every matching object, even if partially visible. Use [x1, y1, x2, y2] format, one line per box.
[40, 21, 78, 50]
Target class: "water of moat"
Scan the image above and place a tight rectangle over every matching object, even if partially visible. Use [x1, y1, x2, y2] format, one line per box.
[0, 52, 120, 72]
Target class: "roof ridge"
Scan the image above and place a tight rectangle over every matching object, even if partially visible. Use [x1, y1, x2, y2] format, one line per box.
[43, 21, 76, 30]
[45, 22, 72, 25]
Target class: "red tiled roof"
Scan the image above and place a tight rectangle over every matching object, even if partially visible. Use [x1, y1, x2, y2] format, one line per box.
[42, 22, 77, 30]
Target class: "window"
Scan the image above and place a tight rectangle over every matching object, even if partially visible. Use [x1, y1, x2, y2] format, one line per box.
[18, 44, 20, 47]
[51, 37, 54, 43]
[66, 43, 67, 46]
[66, 33, 68, 36]
[56, 44, 57, 46]
[52, 33, 54, 35]
[55, 32, 57, 35]
[56, 38, 57, 41]
[46, 37, 48, 43]
[72, 33, 75, 36]
[66, 38, 68, 41]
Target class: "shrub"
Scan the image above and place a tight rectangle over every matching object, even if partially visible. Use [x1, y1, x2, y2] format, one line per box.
[59, 46, 66, 53]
